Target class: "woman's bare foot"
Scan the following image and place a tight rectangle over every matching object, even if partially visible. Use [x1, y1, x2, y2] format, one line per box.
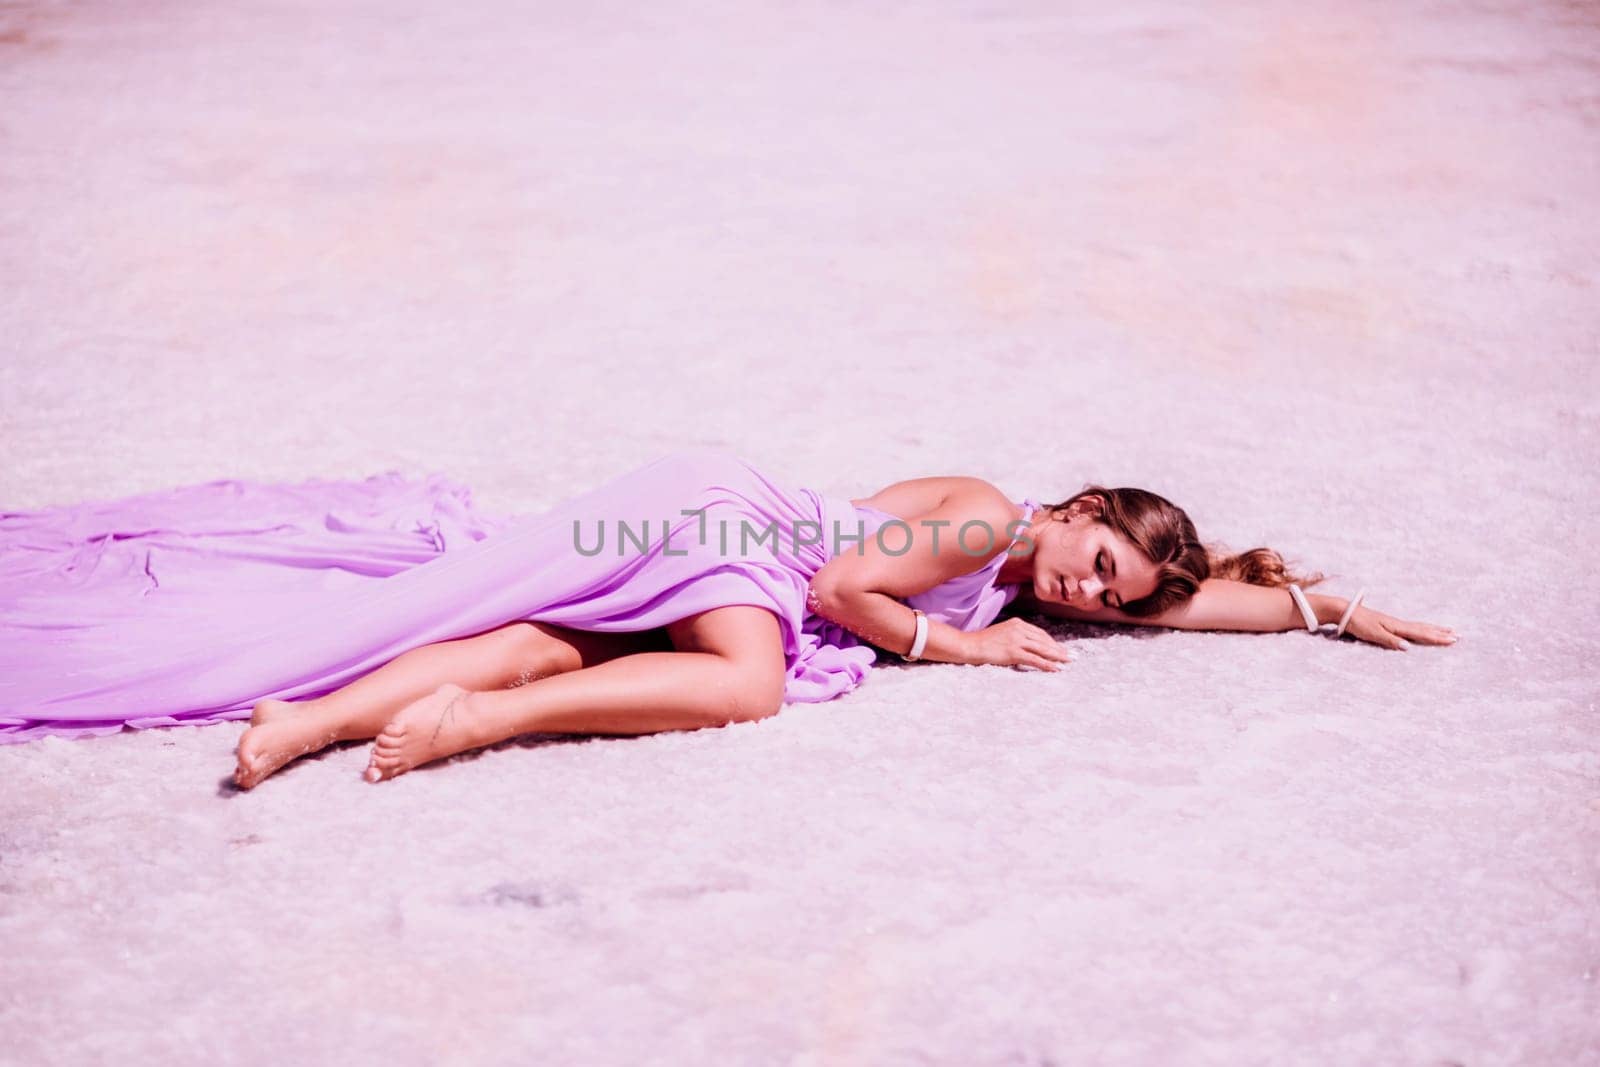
[365, 684, 486, 783]
[234, 698, 342, 790]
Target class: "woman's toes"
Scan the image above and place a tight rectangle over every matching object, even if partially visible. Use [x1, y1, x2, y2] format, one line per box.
[365, 744, 403, 780]
[370, 756, 406, 782]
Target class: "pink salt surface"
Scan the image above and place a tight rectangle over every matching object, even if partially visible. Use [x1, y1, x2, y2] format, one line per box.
[1, 1, 1597, 1063]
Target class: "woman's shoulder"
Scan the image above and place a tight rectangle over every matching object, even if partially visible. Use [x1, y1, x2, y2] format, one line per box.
[850, 475, 1011, 523]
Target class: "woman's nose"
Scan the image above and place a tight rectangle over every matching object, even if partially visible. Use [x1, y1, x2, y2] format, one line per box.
[1079, 575, 1104, 600]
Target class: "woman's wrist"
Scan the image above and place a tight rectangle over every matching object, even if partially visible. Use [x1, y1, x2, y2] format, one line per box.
[919, 617, 973, 665]
[1307, 592, 1347, 628]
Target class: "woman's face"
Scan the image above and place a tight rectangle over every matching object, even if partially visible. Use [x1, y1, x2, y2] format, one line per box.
[1030, 500, 1162, 611]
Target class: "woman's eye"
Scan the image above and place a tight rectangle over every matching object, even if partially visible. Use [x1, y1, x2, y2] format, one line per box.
[1095, 551, 1104, 575]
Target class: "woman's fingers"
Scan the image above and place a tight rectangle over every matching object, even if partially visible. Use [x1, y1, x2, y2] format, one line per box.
[1344, 607, 1454, 650]
[1026, 653, 1063, 672]
[1017, 642, 1066, 671]
[1371, 607, 1456, 643]
[1384, 615, 1456, 645]
[1368, 620, 1406, 650]
[1397, 620, 1456, 645]
[1044, 637, 1070, 662]
[1349, 621, 1403, 650]
[1376, 617, 1411, 650]
[1353, 621, 1404, 650]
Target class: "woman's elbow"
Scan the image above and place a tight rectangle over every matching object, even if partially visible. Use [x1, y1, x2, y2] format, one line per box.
[805, 574, 870, 620]
[805, 574, 843, 616]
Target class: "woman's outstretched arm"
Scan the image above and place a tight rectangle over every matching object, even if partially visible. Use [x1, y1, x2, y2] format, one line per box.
[1021, 578, 1455, 650]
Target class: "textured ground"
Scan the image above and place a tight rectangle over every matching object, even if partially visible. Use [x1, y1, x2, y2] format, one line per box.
[1, 1, 1597, 1064]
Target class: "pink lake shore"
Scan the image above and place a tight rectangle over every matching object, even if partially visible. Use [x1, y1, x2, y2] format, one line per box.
[1, 1, 1597, 1064]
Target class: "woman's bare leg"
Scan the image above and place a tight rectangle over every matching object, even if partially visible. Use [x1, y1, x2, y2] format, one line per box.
[364, 605, 787, 782]
[232, 622, 669, 789]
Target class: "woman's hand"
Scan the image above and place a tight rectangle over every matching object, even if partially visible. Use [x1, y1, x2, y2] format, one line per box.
[1339, 602, 1457, 651]
[965, 617, 1072, 672]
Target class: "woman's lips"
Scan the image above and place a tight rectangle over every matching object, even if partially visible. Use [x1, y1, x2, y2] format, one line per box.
[1059, 575, 1069, 604]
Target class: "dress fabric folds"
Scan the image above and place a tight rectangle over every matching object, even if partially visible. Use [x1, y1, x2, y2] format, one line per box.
[0, 449, 1036, 742]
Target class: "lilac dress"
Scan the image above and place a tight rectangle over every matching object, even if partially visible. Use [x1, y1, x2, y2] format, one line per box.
[0, 449, 1039, 742]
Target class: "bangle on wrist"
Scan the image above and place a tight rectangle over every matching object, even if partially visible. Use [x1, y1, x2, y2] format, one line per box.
[1335, 589, 1367, 638]
[903, 609, 929, 661]
[1286, 584, 1319, 633]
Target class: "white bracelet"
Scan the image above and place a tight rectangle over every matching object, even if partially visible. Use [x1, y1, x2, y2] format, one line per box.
[1335, 589, 1367, 638]
[1286, 584, 1319, 633]
[904, 609, 929, 661]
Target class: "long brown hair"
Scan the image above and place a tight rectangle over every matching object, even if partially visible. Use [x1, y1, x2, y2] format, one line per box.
[1046, 485, 1325, 618]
